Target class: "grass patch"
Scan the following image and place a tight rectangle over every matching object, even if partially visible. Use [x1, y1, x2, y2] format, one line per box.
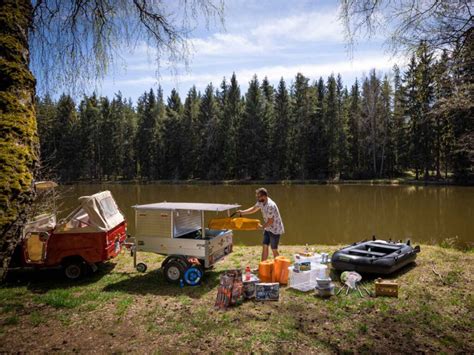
[30, 311, 45, 327]
[115, 297, 133, 317]
[34, 289, 82, 309]
[3, 315, 19, 326]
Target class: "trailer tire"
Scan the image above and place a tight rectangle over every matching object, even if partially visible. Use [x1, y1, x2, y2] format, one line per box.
[63, 260, 85, 280]
[163, 260, 185, 283]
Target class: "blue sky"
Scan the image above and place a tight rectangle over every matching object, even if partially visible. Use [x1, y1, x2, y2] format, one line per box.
[96, 0, 401, 101]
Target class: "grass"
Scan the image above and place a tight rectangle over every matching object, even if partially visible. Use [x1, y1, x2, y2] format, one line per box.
[0, 244, 473, 353]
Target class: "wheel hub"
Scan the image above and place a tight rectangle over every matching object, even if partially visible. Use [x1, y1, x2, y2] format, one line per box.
[167, 266, 181, 281]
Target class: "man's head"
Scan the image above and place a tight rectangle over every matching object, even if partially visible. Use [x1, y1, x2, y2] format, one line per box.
[256, 187, 268, 203]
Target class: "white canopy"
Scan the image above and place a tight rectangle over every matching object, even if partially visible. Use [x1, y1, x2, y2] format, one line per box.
[133, 202, 240, 212]
[56, 190, 125, 233]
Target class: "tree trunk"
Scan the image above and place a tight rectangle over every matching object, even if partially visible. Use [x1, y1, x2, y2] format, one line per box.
[0, 0, 38, 280]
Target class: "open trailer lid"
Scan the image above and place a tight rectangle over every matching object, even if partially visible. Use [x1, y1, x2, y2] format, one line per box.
[133, 202, 241, 212]
[56, 190, 125, 233]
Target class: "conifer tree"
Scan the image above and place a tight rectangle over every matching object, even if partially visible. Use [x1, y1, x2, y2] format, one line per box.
[433, 50, 454, 179]
[182, 86, 200, 178]
[271, 78, 291, 179]
[220, 74, 242, 178]
[379, 75, 394, 176]
[314, 77, 328, 177]
[54, 95, 80, 181]
[199, 83, 221, 179]
[347, 79, 362, 176]
[325, 74, 339, 177]
[237, 75, 265, 179]
[78, 94, 101, 180]
[289, 73, 312, 178]
[136, 90, 159, 179]
[403, 55, 422, 179]
[162, 89, 184, 179]
[415, 42, 436, 178]
[260, 77, 275, 179]
[361, 70, 382, 177]
[35, 95, 56, 168]
[392, 65, 407, 174]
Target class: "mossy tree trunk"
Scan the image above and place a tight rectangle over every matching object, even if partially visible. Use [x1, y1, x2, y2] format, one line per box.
[0, 0, 38, 280]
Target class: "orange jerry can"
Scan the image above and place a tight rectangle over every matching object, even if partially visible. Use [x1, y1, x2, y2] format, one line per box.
[273, 256, 291, 284]
[258, 260, 274, 282]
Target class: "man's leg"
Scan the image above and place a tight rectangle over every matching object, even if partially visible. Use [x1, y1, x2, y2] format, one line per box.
[270, 233, 280, 258]
[262, 244, 269, 261]
[262, 231, 270, 261]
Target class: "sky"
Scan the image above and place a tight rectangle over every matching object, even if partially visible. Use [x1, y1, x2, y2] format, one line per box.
[95, 0, 402, 102]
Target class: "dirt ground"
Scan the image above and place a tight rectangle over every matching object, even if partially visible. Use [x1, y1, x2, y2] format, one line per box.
[0, 244, 473, 353]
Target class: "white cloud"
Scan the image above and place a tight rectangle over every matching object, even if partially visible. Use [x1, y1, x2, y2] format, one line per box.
[111, 54, 400, 89]
[251, 10, 344, 43]
[190, 33, 267, 56]
[184, 9, 343, 59]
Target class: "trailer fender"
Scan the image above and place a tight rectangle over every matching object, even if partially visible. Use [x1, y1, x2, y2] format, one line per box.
[161, 255, 189, 269]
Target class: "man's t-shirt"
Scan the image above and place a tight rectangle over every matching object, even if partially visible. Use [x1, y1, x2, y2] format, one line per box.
[255, 197, 285, 235]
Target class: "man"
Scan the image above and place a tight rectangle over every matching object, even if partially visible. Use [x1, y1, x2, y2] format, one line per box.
[237, 187, 285, 261]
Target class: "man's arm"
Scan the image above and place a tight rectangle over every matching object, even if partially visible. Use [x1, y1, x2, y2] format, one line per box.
[237, 205, 260, 216]
[261, 217, 274, 229]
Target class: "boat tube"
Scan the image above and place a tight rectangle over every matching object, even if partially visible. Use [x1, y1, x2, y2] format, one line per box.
[331, 238, 420, 275]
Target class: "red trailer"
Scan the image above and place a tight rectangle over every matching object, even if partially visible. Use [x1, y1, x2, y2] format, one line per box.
[9, 189, 127, 280]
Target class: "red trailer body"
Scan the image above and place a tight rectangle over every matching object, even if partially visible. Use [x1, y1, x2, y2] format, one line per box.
[11, 190, 127, 279]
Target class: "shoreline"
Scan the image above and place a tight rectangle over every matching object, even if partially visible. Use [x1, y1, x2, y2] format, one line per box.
[60, 178, 473, 186]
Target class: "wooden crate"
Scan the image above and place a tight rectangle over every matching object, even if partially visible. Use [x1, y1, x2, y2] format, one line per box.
[375, 278, 399, 297]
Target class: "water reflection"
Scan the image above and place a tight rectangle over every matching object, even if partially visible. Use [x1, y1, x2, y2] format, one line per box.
[58, 184, 473, 246]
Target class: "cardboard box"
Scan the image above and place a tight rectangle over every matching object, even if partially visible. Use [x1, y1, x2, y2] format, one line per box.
[243, 275, 260, 299]
[255, 283, 279, 301]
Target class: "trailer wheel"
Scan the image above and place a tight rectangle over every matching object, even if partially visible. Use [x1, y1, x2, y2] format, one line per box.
[63, 261, 84, 280]
[163, 260, 185, 283]
[136, 262, 147, 273]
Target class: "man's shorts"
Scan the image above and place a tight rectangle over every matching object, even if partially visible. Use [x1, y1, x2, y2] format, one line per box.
[263, 230, 281, 249]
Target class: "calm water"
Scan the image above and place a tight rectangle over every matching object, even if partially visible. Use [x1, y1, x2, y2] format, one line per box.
[58, 184, 474, 247]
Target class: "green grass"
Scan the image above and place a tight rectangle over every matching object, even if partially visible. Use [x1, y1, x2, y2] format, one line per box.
[30, 311, 45, 326]
[115, 296, 133, 317]
[34, 289, 82, 309]
[3, 315, 19, 326]
[0, 244, 473, 353]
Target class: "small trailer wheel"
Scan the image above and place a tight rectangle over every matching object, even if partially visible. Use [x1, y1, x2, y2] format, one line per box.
[136, 262, 147, 273]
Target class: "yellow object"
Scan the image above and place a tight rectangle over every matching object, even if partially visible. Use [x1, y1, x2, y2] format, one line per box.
[26, 234, 45, 263]
[208, 217, 260, 231]
[273, 256, 291, 284]
[258, 260, 274, 282]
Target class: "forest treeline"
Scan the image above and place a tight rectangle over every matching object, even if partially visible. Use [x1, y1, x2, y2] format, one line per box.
[36, 42, 472, 183]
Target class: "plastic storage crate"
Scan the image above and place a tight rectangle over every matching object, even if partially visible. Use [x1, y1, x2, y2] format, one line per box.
[288, 263, 327, 292]
[294, 253, 322, 264]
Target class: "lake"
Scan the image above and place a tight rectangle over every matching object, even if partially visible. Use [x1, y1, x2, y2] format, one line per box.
[58, 184, 474, 247]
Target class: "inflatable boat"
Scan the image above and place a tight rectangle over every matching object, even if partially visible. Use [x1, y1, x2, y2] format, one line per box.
[331, 238, 420, 275]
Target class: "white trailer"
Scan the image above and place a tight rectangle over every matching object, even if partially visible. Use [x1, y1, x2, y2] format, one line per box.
[128, 202, 240, 284]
